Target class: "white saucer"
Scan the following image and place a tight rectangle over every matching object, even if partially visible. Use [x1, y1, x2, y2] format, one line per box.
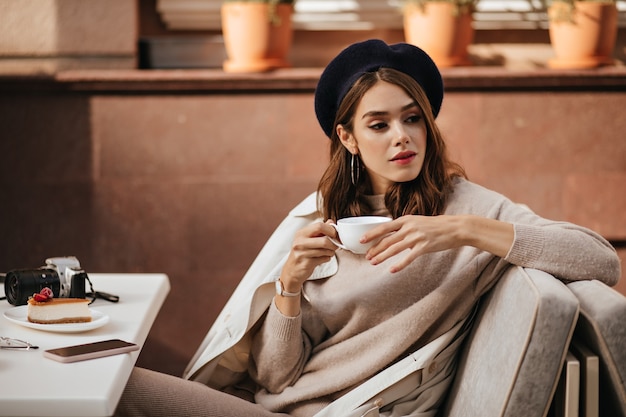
[3, 306, 109, 333]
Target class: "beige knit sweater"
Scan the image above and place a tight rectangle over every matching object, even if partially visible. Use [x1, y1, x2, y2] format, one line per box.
[249, 179, 620, 416]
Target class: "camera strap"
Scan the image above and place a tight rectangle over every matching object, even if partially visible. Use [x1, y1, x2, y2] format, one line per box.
[84, 274, 120, 304]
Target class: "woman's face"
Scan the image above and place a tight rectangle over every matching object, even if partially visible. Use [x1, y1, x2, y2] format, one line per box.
[338, 80, 427, 195]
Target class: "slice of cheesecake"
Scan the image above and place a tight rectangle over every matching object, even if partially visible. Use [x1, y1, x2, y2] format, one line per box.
[27, 298, 92, 324]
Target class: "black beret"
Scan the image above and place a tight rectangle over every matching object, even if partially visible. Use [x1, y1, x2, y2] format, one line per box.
[314, 39, 444, 138]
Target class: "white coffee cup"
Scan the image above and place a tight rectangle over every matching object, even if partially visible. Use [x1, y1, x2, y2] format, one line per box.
[329, 216, 392, 254]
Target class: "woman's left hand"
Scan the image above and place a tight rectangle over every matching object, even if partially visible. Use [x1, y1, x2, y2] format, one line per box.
[362, 215, 514, 273]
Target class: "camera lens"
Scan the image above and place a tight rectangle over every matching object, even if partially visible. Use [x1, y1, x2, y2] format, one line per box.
[4, 269, 61, 306]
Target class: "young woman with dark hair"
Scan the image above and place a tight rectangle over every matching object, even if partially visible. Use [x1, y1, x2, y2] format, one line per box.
[115, 39, 620, 417]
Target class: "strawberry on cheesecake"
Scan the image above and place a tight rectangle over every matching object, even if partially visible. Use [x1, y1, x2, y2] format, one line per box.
[27, 288, 91, 324]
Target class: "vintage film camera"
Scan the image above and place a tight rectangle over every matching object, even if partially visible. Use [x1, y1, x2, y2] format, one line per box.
[4, 256, 88, 306]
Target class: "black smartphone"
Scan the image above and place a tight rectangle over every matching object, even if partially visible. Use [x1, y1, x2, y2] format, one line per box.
[43, 339, 139, 363]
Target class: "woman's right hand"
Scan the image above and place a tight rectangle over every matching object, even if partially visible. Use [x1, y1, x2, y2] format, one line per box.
[281, 220, 338, 290]
[276, 221, 338, 316]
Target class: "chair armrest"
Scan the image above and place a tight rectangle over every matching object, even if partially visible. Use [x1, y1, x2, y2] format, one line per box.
[443, 267, 579, 417]
[567, 280, 626, 417]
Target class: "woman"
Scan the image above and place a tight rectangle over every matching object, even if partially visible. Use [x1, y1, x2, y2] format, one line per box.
[116, 39, 620, 417]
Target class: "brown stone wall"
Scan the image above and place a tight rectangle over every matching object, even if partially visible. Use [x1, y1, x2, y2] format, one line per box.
[0, 81, 326, 375]
[0, 73, 624, 376]
[441, 91, 626, 235]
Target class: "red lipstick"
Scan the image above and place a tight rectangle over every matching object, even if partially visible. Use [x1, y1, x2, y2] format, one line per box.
[390, 151, 417, 165]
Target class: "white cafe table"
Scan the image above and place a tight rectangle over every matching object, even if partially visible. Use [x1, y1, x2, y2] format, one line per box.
[0, 273, 170, 417]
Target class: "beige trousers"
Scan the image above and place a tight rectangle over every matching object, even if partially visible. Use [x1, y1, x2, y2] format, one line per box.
[115, 367, 290, 417]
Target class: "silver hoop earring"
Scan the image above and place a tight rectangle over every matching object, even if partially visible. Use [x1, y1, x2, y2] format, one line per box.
[351, 154, 360, 186]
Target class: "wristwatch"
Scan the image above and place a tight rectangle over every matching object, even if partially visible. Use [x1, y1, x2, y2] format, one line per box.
[275, 279, 301, 297]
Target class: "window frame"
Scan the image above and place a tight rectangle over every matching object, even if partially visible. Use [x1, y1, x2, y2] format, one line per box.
[156, 0, 626, 31]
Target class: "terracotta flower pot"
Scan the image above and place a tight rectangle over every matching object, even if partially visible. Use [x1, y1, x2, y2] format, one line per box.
[403, 2, 474, 68]
[548, 1, 618, 69]
[221, 2, 293, 72]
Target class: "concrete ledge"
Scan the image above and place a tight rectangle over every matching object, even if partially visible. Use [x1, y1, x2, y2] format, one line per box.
[1, 66, 626, 92]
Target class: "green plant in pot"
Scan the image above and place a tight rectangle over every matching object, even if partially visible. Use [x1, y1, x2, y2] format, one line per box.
[221, 0, 297, 72]
[402, 0, 479, 67]
[547, 0, 618, 68]
[548, 0, 616, 22]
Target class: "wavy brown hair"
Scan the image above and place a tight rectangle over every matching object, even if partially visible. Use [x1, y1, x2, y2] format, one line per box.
[317, 67, 466, 221]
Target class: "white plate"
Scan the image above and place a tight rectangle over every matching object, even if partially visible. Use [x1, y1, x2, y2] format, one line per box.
[3, 306, 109, 333]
